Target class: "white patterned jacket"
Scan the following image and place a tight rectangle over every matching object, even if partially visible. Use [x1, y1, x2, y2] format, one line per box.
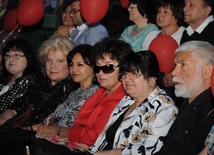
[90, 87, 178, 155]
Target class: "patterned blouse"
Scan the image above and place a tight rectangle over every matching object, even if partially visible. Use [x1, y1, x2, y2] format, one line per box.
[206, 124, 214, 155]
[121, 24, 159, 52]
[0, 74, 37, 113]
[46, 84, 99, 127]
[90, 87, 178, 155]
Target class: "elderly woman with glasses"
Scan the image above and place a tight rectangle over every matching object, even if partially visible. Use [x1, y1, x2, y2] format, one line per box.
[90, 51, 178, 155]
[0, 38, 40, 124]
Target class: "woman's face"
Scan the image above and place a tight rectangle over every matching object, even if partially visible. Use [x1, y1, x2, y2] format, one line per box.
[122, 72, 155, 98]
[4, 50, 27, 78]
[95, 54, 120, 93]
[45, 49, 69, 85]
[62, 4, 74, 27]
[70, 53, 93, 86]
[128, 3, 143, 22]
[156, 6, 178, 29]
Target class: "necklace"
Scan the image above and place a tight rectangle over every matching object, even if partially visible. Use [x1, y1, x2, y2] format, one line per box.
[131, 25, 147, 37]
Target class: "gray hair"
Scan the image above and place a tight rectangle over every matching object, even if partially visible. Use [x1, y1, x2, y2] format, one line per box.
[39, 36, 75, 64]
[176, 41, 214, 65]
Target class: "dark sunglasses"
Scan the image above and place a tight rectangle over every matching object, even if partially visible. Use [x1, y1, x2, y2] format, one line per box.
[94, 64, 119, 74]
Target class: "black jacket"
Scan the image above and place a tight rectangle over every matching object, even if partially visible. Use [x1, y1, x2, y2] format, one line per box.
[156, 88, 214, 155]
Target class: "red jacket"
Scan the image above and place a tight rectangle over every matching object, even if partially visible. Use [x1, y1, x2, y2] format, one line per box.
[68, 84, 125, 148]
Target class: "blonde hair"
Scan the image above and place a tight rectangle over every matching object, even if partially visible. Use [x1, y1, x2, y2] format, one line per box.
[39, 36, 75, 64]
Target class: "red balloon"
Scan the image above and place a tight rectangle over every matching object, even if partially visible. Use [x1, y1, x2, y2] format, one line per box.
[149, 35, 178, 73]
[17, 0, 44, 26]
[211, 68, 214, 96]
[3, 9, 18, 31]
[80, 0, 109, 24]
[120, 0, 129, 8]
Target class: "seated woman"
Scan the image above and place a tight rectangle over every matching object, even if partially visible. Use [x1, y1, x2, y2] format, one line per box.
[53, 1, 76, 38]
[155, 0, 185, 45]
[33, 44, 99, 138]
[154, 0, 185, 106]
[90, 51, 178, 155]
[23, 36, 79, 125]
[121, 0, 159, 52]
[0, 38, 40, 124]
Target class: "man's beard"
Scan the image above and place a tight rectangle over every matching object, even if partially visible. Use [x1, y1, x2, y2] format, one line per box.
[173, 76, 189, 98]
[172, 76, 203, 99]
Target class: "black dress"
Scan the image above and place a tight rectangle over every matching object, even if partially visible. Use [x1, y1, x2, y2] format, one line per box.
[10, 76, 79, 126]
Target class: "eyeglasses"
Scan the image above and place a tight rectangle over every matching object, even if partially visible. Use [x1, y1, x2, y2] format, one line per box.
[64, 9, 80, 14]
[121, 72, 143, 80]
[94, 64, 119, 74]
[69, 9, 80, 14]
[4, 53, 25, 60]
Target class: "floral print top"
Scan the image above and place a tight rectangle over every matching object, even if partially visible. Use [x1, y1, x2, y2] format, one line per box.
[45, 84, 99, 127]
[206, 124, 214, 155]
[90, 87, 178, 155]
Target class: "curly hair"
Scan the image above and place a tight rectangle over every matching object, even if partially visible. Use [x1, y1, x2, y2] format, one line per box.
[92, 38, 133, 65]
[39, 36, 75, 65]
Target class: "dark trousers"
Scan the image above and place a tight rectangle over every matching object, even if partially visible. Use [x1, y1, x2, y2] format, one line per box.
[0, 128, 92, 155]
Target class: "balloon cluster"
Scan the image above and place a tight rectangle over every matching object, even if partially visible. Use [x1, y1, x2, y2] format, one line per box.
[3, 0, 44, 31]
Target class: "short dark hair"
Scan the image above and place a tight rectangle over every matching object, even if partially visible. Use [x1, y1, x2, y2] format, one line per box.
[67, 44, 93, 66]
[2, 38, 39, 81]
[62, 0, 75, 12]
[120, 50, 160, 81]
[203, 0, 214, 15]
[92, 38, 133, 65]
[129, 0, 157, 23]
[157, 0, 184, 26]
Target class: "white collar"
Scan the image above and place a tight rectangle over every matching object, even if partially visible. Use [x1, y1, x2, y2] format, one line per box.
[186, 15, 214, 36]
[76, 23, 88, 31]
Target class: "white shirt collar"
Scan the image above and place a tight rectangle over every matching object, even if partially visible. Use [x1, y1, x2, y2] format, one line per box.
[76, 23, 88, 31]
[186, 15, 214, 36]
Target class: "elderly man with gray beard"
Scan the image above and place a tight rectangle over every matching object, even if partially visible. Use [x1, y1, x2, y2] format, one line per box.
[155, 41, 214, 155]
